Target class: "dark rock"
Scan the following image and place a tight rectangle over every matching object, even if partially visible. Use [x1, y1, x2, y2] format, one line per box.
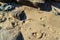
[13, 10, 27, 21]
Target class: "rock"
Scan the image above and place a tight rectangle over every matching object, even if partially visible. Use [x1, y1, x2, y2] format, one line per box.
[0, 3, 15, 11]
[11, 21, 18, 28]
[0, 17, 6, 23]
[38, 32, 46, 39]
[12, 10, 26, 20]
[0, 29, 24, 40]
[0, 12, 7, 23]
[52, 6, 60, 15]
[4, 5, 14, 11]
[0, 3, 8, 11]
[32, 32, 37, 38]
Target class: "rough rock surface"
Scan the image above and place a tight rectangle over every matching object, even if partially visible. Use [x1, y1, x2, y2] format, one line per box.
[0, 1, 60, 40]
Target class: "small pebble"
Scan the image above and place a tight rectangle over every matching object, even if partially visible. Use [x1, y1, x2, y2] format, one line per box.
[32, 32, 37, 38]
[11, 22, 18, 28]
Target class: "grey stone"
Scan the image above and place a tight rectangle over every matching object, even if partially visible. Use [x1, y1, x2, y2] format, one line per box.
[52, 6, 60, 15]
[0, 29, 24, 40]
[4, 5, 14, 11]
[0, 3, 15, 11]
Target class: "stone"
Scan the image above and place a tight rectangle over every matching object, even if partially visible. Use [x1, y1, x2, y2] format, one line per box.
[12, 10, 26, 20]
[0, 29, 24, 40]
[4, 5, 14, 11]
[11, 21, 18, 28]
[0, 3, 8, 11]
[0, 3, 15, 11]
[52, 6, 60, 15]
[0, 12, 7, 23]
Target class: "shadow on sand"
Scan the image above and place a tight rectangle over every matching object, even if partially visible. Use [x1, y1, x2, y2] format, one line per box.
[5, 1, 60, 12]
[16, 32, 24, 40]
[37, 1, 60, 12]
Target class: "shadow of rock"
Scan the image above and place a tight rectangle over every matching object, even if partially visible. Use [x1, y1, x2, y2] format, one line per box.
[19, 11, 27, 20]
[16, 32, 24, 40]
[7, 2, 23, 8]
[16, 1, 38, 8]
[2, 1, 60, 12]
[51, 2, 60, 8]
[13, 10, 27, 21]
[37, 1, 60, 12]
[37, 2, 52, 12]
